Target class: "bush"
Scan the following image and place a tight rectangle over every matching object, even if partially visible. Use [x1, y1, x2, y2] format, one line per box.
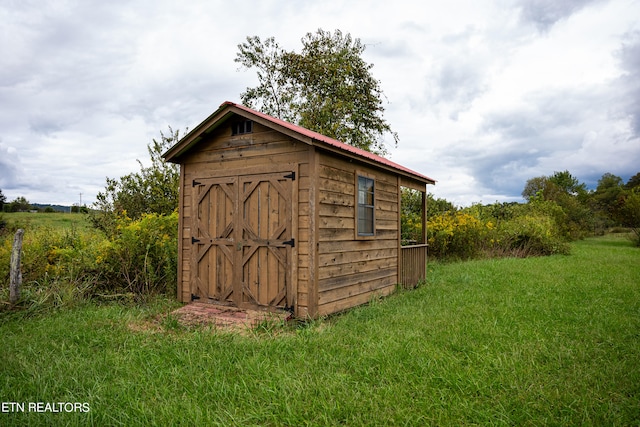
[427, 202, 570, 261]
[0, 226, 102, 286]
[0, 225, 103, 311]
[497, 214, 570, 256]
[1, 211, 179, 310]
[401, 210, 422, 245]
[619, 190, 640, 246]
[95, 212, 178, 296]
[427, 211, 490, 260]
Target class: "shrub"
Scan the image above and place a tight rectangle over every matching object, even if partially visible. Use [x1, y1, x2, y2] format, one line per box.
[0, 226, 102, 286]
[497, 214, 570, 256]
[401, 210, 422, 245]
[427, 202, 570, 261]
[0, 225, 103, 311]
[1, 212, 179, 310]
[427, 211, 489, 260]
[619, 190, 640, 246]
[480, 201, 570, 256]
[96, 212, 178, 296]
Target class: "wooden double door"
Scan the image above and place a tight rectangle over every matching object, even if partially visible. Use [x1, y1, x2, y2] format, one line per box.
[191, 170, 295, 310]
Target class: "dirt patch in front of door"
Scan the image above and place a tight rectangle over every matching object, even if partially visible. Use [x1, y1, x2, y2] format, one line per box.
[170, 302, 293, 331]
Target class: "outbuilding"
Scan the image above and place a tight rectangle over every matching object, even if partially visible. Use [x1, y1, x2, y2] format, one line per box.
[163, 101, 435, 318]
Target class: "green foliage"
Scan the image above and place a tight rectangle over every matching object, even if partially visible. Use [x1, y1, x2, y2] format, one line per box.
[523, 170, 587, 202]
[589, 172, 640, 241]
[522, 176, 552, 201]
[529, 170, 640, 239]
[235, 36, 296, 123]
[0, 225, 103, 311]
[427, 201, 570, 260]
[0, 226, 98, 285]
[401, 212, 422, 244]
[590, 173, 625, 230]
[427, 211, 489, 260]
[409, 169, 640, 261]
[427, 193, 456, 217]
[5, 196, 32, 212]
[0, 188, 5, 210]
[90, 127, 180, 235]
[0, 211, 178, 311]
[522, 171, 594, 239]
[401, 189, 455, 244]
[96, 212, 178, 296]
[498, 212, 569, 256]
[400, 188, 423, 244]
[236, 29, 397, 155]
[70, 205, 89, 213]
[625, 172, 640, 189]
[548, 170, 588, 198]
[555, 193, 594, 239]
[619, 189, 640, 246]
[1, 125, 183, 311]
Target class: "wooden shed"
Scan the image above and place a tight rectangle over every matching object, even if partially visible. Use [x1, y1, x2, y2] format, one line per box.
[163, 101, 435, 318]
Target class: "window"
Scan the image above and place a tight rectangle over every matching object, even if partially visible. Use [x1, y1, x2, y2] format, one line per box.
[232, 120, 253, 135]
[357, 175, 375, 236]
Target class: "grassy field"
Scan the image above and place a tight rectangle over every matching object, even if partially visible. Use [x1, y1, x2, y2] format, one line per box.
[1, 234, 638, 426]
[1, 212, 92, 231]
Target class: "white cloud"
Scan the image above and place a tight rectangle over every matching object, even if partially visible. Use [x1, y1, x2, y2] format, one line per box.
[0, 0, 639, 207]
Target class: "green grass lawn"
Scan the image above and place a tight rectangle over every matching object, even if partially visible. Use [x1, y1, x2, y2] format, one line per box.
[1, 235, 638, 426]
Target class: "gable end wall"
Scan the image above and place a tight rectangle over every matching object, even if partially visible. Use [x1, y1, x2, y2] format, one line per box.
[175, 120, 310, 314]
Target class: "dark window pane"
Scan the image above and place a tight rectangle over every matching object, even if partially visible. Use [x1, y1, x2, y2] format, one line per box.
[357, 175, 375, 236]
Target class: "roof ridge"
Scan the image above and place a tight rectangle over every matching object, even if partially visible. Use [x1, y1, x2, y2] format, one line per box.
[223, 101, 435, 184]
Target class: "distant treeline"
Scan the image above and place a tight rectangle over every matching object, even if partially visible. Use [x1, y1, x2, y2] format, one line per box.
[29, 203, 90, 213]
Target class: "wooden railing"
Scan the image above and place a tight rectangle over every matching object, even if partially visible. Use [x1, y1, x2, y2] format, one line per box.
[400, 244, 428, 289]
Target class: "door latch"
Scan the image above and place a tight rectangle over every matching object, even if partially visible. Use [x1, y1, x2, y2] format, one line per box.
[283, 238, 295, 248]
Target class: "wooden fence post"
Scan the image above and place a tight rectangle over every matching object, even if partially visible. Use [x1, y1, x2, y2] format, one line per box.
[9, 229, 24, 305]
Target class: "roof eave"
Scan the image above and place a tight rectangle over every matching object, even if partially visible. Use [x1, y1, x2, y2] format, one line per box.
[162, 101, 436, 185]
[162, 103, 234, 162]
[309, 138, 436, 185]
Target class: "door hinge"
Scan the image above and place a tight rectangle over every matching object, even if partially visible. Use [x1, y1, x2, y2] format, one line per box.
[192, 236, 200, 244]
[283, 171, 295, 181]
[283, 238, 295, 248]
[192, 180, 201, 187]
[191, 294, 201, 301]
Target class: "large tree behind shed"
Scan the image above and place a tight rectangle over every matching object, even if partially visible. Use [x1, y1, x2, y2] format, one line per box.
[236, 29, 397, 156]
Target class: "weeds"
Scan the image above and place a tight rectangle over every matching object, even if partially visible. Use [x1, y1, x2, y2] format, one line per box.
[0, 212, 178, 313]
[427, 202, 572, 260]
[160, 313, 185, 332]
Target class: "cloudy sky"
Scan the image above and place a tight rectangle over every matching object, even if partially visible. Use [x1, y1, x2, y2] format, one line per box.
[1, 0, 639, 207]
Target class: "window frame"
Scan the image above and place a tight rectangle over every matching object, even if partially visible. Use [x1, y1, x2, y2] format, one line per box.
[355, 172, 376, 239]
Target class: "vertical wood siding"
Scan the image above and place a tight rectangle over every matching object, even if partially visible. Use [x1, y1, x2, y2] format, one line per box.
[399, 244, 427, 288]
